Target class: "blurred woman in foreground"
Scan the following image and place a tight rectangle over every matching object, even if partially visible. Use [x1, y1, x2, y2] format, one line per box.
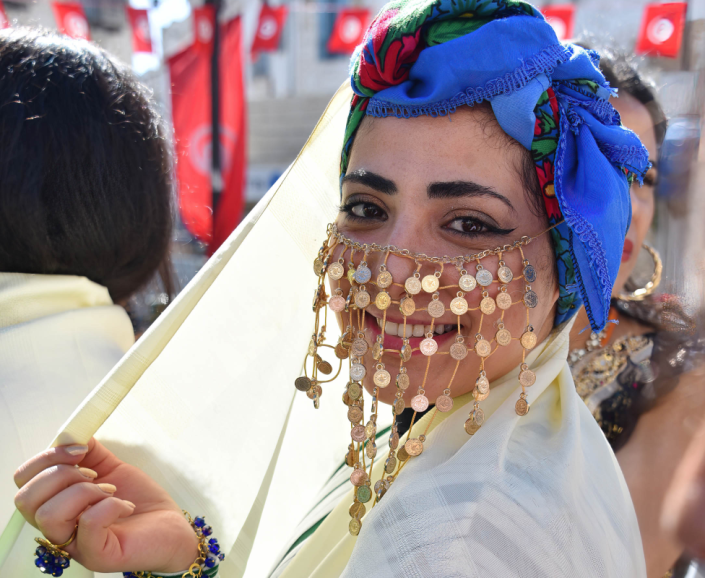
[0, 28, 173, 575]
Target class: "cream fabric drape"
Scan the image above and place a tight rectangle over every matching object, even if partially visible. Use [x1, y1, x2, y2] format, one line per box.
[0, 83, 353, 578]
[0, 273, 135, 577]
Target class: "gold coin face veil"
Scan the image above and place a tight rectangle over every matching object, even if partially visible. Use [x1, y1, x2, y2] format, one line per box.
[298, 218, 560, 535]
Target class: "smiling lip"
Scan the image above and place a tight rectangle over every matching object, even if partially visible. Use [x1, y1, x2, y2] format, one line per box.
[364, 313, 460, 356]
[622, 239, 634, 263]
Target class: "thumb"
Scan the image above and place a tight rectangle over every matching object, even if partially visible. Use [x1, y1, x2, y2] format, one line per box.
[73, 498, 136, 568]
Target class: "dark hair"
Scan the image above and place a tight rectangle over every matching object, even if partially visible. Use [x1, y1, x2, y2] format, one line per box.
[0, 28, 174, 302]
[578, 42, 668, 149]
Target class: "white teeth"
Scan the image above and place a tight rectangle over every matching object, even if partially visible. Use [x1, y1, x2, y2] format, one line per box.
[435, 324, 445, 335]
[376, 319, 459, 337]
[397, 324, 412, 338]
[377, 318, 383, 328]
[412, 324, 425, 337]
[385, 321, 398, 336]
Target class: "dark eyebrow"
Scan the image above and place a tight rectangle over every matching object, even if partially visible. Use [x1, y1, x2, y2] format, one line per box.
[342, 169, 397, 195]
[427, 181, 516, 213]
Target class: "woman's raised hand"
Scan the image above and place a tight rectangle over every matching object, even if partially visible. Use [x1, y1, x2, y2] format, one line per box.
[14, 438, 198, 574]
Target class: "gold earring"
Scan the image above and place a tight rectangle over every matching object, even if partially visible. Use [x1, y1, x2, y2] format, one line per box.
[618, 242, 662, 301]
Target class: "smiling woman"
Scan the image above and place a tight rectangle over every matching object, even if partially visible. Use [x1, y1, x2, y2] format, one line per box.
[11, 1, 661, 577]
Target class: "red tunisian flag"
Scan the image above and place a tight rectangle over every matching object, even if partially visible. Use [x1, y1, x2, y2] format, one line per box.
[126, 7, 152, 53]
[541, 5, 575, 41]
[0, 2, 10, 29]
[168, 13, 247, 251]
[251, 4, 288, 56]
[52, 2, 91, 40]
[328, 8, 370, 54]
[636, 3, 687, 59]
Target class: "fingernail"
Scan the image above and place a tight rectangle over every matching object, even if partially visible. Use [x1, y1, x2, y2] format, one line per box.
[123, 500, 136, 509]
[97, 483, 117, 494]
[65, 445, 89, 456]
[78, 467, 98, 479]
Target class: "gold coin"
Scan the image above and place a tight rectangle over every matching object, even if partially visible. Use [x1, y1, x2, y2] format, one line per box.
[345, 447, 356, 467]
[523, 290, 538, 309]
[375, 291, 391, 310]
[295, 376, 311, 391]
[515, 398, 530, 416]
[349, 518, 361, 536]
[318, 360, 333, 374]
[365, 422, 377, 439]
[389, 431, 400, 450]
[396, 373, 410, 390]
[400, 343, 412, 362]
[354, 265, 372, 284]
[496, 328, 512, 347]
[308, 338, 317, 356]
[397, 445, 409, 461]
[329, 295, 346, 312]
[348, 382, 362, 400]
[342, 392, 352, 406]
[374, 479, 390, 498]
[496, 292, 512, 310]
[404, 276, 422, 295]
[350, 468, 368, 486]
[476, 375, 490, 394]
[377, 270, 393, 288]
[436, 394, 453, 412]
[328, 262, 344, 280]
[411, 394, 429, 412]
[351, 338, 369, 357]
[357, 485, 372, 503]
[313, 258, 324, 276]
[394, 398, 405, 414]
[475, 339, 492, 358]
[306, 384, 322, 400]
[373, 369, 391, 388]
[384, 455, 397, 474]
[459, 274, 477, 292]
[523, 264, 537, 283]
[400, 297, 416, 317]
[450, 341, 468, 360]
[372, 342, 382, 360]
[480, 296, 496, 315]
[348, 406, 363, 423]
[349, 502, 366, 518]
[351, 424, 366, 442]
[335, 342, 350, 359]
[476, 269, 493, 286]
[519, 368, 536, 387]
[473, 408, 485, 426]
[421, 274, 440, 293]
[350, 363, 366, 381]
[366, 442, 377, 459]
[347, 268, 356, 285]
[450, 296, 468, 315]
[520, 330, 537, 349]
[405, 438, 424, 456]
[427, 299, 445, 318]
[355, 289, 370, 309]
[420, 336, 438, 356]
[497, 265, 513, 284]
[464, 418, 481, 435]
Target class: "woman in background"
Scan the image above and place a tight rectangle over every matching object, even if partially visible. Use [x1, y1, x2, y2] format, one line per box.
[0, 28, 173, 576]
[569, 48, 705, 578]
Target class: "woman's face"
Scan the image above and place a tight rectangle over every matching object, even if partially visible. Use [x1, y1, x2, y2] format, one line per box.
[331, 105, 559, 405]
[612, 92, 658, 295]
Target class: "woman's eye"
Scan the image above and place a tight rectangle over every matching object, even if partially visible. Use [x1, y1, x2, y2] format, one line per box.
[445, 217, 490, 235]
[341, 201, 387, 221]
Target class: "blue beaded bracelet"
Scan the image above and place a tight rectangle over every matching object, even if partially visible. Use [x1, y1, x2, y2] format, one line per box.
[123, 513, 224, 578]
